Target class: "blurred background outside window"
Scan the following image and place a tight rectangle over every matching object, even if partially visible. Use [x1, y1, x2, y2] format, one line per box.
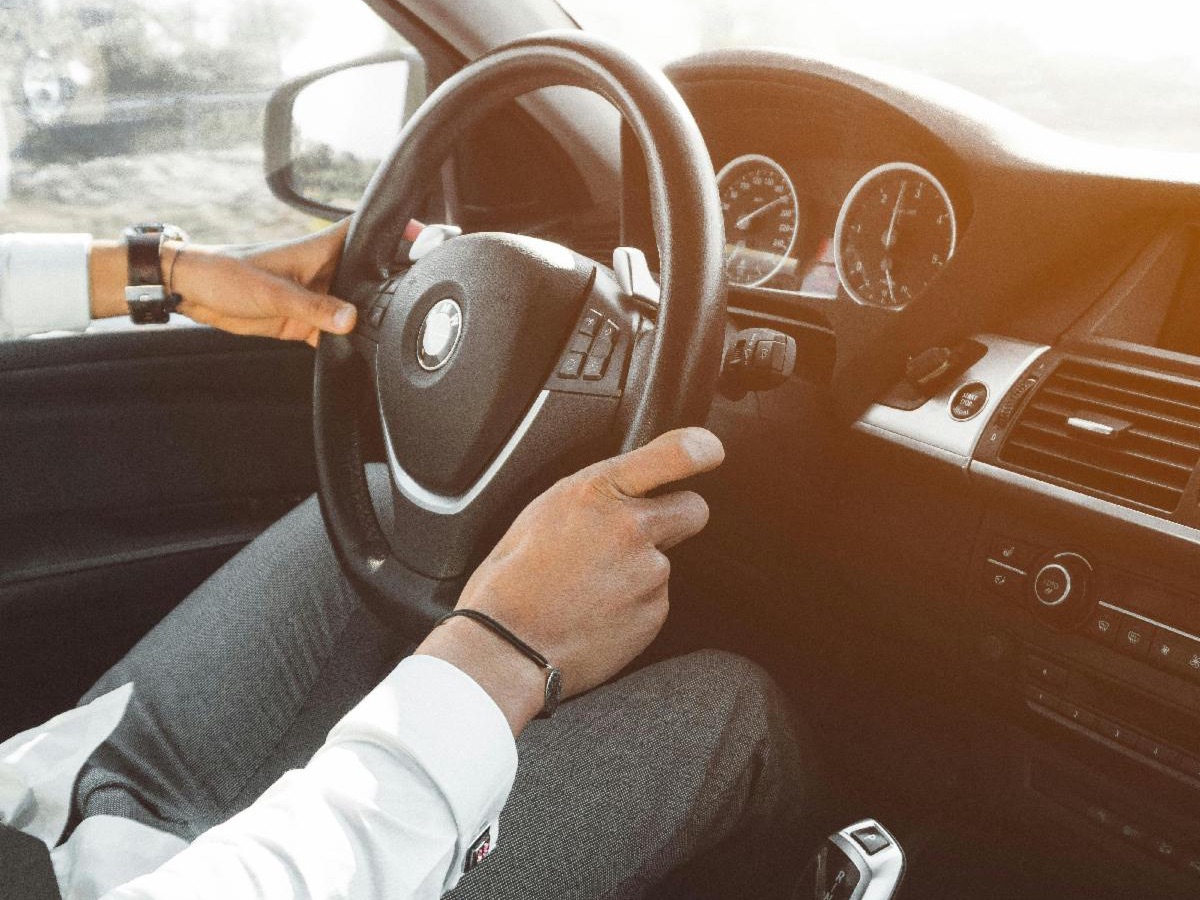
[0, 0, 411, 242]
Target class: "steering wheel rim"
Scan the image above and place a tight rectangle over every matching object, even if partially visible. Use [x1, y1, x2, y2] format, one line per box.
[314, 30, 726, 635]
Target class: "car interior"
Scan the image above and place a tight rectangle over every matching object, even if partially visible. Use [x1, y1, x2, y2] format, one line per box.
[3, 1, 1200, 898]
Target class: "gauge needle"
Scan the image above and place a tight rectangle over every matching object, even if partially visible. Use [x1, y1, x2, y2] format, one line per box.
[882, 180, 908, 250]
[884, 266, 898, 305]
[735, 196, 788, 230]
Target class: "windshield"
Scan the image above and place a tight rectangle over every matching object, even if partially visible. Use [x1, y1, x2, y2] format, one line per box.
[560, 0, 1200, 154]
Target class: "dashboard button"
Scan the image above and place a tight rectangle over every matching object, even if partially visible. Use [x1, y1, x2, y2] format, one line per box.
[1134, 734, 1170, 764]
[1116, 820, 1151, 848]
[1179, 848, 1200, 880]
[1084, 609, 1120, 646]
[1115, 617, 1153, 661]
[1150, 835, 1182, 866]
[1062, 703, 1097, 731]
[1178, 639, 1200, 683]
[1023, 654, 1069, 689]
[1097, 718, 1128, 744]
[987, 537, 1038, 572]
[983, 561, 1026, 602]
[950, 381, 989, 421]
[1149, 629, 1188, 671]
[1033, 563, 1072, 606]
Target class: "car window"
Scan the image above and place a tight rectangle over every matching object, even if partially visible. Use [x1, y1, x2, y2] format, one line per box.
[560, 0, 1200, 155]
[0, 0, 420, 244]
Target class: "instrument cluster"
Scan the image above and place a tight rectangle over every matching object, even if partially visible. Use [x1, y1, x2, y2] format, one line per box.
[716, 152, 958, 311]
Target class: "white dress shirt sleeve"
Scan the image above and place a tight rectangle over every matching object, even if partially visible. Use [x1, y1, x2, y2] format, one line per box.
[0, 233, 92, 338]
[100, 654, 519, 900]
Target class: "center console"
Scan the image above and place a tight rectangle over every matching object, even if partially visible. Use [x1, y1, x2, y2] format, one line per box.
[854, 224, 1200, 894]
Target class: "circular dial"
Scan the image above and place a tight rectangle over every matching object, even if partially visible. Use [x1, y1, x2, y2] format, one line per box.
[716, 154, 800, 288]
[834, 162, 957, 309]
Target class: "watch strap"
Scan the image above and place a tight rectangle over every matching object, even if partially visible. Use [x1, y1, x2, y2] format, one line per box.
[123, 224, 187, 325]
[126, 232, 164, 287]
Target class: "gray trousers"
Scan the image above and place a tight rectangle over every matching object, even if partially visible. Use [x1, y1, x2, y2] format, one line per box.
[73, 472, 811, 899]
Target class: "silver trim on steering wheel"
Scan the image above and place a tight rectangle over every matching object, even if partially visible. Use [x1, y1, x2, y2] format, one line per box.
[379, 388, 551, 516]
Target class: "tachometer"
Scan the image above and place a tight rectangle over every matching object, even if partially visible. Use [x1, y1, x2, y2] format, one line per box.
[716, 154, 800, 288]
[834, 162, 957, 310]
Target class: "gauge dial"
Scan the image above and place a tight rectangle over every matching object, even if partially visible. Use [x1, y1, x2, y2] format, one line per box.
[716, 154, 800, 288]
[834, 162, 957, 310]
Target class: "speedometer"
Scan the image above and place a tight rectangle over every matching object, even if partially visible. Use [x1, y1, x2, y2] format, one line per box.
[716, 154, 800, 288]
[834, 162, 957, 310]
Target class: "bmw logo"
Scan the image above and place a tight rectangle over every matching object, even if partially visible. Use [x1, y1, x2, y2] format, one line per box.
[416, 298, 463, 371]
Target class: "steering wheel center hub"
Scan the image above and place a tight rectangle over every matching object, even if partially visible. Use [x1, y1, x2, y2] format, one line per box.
[375, 233, 591, 496]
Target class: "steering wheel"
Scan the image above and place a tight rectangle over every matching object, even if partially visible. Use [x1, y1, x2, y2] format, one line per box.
[314, 31, 726, 636]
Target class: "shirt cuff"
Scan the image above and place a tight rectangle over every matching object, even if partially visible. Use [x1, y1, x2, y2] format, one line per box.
[326, 653, 518, 891]
[0, 233, 92, 336]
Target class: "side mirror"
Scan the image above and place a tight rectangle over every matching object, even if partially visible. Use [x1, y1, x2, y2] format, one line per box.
[264, 50, 425, 219]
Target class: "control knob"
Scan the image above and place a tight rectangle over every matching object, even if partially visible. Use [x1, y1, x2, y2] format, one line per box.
[1029, 551, 1093, 629]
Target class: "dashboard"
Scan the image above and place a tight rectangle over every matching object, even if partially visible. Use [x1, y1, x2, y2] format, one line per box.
[615, 49, 1200, 899]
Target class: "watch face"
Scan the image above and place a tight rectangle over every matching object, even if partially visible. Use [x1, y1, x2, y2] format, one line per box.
[124, 223, 190, 242]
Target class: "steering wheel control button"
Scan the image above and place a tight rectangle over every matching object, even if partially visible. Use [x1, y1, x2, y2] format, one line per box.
[558, 353, 585, 379]
[582, 353, 609, 381]
[949, 381, 989, 421]
[581, 320, 621, 381]
[1033, 563, 1072, 606]
[569, 332, 593, 354]
[982, 561, 1026, 602]
[416, 298, 463, 371]
[1115, 618, 1153, 660]
[579, 309, 602, 336]
[850, 825, 892, 856]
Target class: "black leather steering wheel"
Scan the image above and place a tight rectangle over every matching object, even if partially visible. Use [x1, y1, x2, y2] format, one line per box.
[314, 31, 726, 637]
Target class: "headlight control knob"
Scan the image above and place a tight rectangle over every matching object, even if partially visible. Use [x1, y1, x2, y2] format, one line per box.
[1030, 552, 1093, 629]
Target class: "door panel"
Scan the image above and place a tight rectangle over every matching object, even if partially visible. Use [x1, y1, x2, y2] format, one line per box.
[0, 327, 317, 738]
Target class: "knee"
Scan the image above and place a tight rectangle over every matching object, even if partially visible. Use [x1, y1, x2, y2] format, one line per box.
[669, 649, 789, 736]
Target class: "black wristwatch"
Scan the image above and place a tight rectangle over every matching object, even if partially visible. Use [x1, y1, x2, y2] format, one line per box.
[123, 223, 189, 324]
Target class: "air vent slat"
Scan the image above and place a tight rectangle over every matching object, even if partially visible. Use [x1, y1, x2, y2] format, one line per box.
[1038, 385, 1200, 437]
[999, 358, 1200, 515]
[1019, 404, 1200, 466]
[1013, 420, 1195, 479]
[1054, 371, 1200, 421]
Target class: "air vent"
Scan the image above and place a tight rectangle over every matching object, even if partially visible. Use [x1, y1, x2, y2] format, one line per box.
[999, 358, 1200, 513]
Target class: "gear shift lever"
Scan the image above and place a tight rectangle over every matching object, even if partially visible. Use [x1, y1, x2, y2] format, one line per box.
[804, 819, 904, 900]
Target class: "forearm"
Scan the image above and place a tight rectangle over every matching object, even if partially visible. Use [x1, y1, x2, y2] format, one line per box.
[87, 239, 129, 320]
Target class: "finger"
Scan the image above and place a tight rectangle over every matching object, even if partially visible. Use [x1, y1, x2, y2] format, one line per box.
[259, 272, 357, 335]
[403, 219, 425, 241]
[628, 490, 710, 550]
[592, 428, 724, 499]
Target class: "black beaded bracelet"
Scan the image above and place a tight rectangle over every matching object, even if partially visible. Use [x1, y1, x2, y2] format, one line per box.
[436, 609, 563, 719]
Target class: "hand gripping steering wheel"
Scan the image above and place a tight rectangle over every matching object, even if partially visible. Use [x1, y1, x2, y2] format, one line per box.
[314, 31, 726, 636]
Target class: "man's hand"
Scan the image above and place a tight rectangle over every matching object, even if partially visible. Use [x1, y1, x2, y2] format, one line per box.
[415, 427, 725, 735]
[88, 219, 426, 346]
[164, 219, 356, 346]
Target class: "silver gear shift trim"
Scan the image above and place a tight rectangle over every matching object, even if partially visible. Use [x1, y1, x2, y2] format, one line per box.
[814, 819, 904, 900]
